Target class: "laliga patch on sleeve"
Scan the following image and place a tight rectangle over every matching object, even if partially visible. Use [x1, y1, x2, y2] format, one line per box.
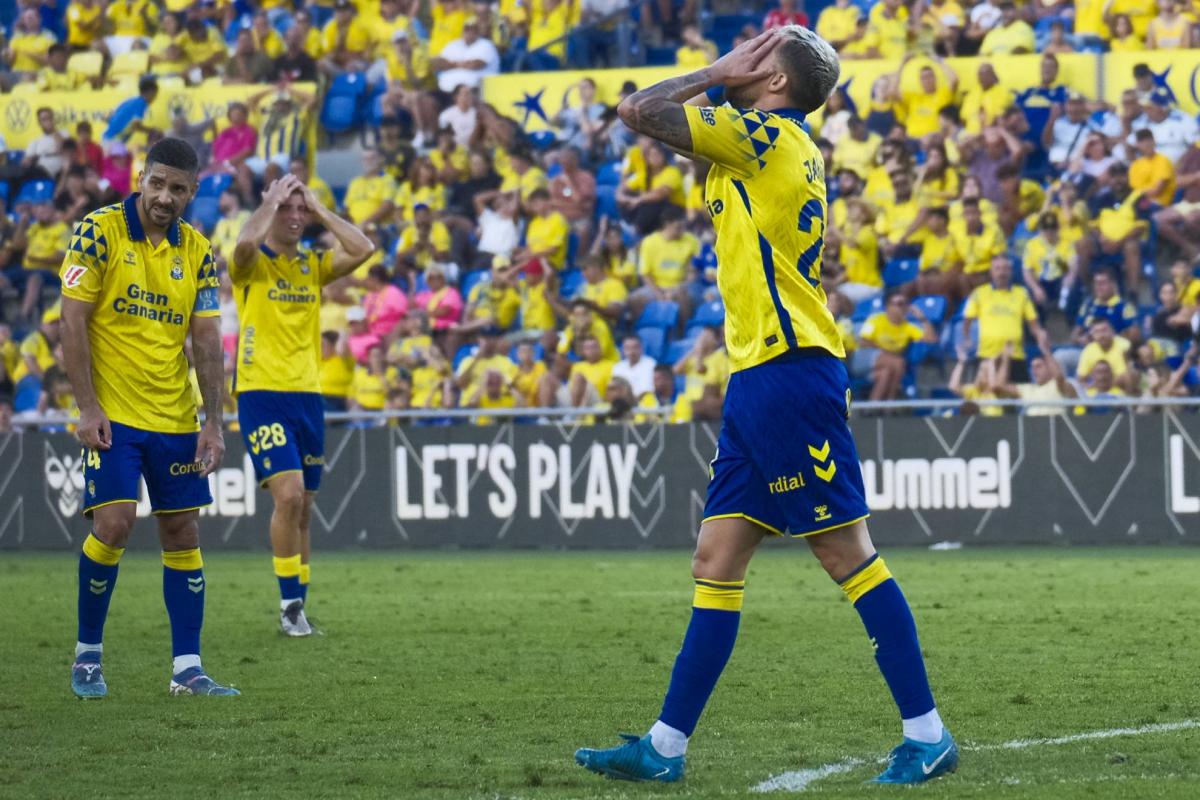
[63, 265, 88, 288]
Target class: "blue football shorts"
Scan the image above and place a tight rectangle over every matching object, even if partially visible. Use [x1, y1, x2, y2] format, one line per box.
[703, 350, 871, 537]
[82, 421, 212, 516]
[237, 390, 325, 491]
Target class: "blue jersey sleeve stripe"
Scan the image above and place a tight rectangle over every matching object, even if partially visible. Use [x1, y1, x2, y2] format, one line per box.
[731, 179, 799, 353]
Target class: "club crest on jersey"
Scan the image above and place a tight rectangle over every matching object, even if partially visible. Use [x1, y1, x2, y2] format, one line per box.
[299, 261, 311, 275]
[124, 250, 137, 266]
[170, 256, 184, 280]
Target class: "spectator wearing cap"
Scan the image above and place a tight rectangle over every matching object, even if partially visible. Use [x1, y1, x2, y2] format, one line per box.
[1147, 0, 1193, 48]
[1128, 91, 1198, 164]
[1045, 92, 1101, 171]
[431, 15, 500, 94]
[1022, 211, 1077, 317]
[1129, 129, 1177, 207]
[320, 0, 373, 75]
[517, 258, 559, 342]
[10, 304, 60, 385]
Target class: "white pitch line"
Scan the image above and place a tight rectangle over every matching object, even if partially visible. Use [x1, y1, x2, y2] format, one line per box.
[752, 719, 1200, 793]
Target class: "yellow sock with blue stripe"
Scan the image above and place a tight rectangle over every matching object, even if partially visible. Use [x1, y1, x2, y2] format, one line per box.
[840, 554, 942, 742]
[652, 578, 745, 756]
[162, 548, 205, 673]
[77, 533, 124, 654]
[274, 554, 303, 608]
[298, 563, 310, 603]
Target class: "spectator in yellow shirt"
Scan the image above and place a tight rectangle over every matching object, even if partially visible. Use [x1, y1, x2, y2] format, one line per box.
[962, 255, 1052, 382]
[320, 0, 373, 74]
[1147, 0, 1193, 48]
[859, 292, 937, 401]
[979, 2, 1035, 55]
[344, 150, 398, 226]
[515, 188, 570, 270]
[517, 259, 559, 339]
[37, 44, 90, 92]
[500, 149, 549, 203]
[816, 0, 863, 49]
[511, 341, 547, 406]
[899, 55, 958, 141]
[951, 198, 1007, 292]
[1129, 129, 1177, 207]
[570, 335, 616, 406]
[833, 116, 882, 179]
[671, 327, 729, 421]
[148, 12, 189, 77]
[617, 141, 684, 236]
[1076, 319, 1135, 392]
[250, 11, 286, 59]
[106, 0, 158, 40]
[430, 0, 469, 56]
[1108, 14, 1145, 49]
[5, 8, 57, 78]
[676, 24, 717, 68]
[869, 0, 911, 59]
[395, 204, 453, 278]
[319, 331, 356, 412]
[631, 207, 700, 323]
[574, 254, 629, 330]
[67, 0, 104, 50]
[351, 345, 390, 412]
[182, 17, 228, 80]
[460, 260, 522, 335]
[559, 300, 619, 362]
[836, 199, 883, 302]
[14, 202, 68, 324]
[961, 63, 1013, 135]
[1105, 0, 1158, 39]
[466, 368, 518, 424]
[1021, 212, 1076, 315]
[916, 207, 961, 299]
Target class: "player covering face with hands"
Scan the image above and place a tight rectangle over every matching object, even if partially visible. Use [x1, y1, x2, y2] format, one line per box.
[62, 137, 236, 698]
[574, 27, 957, 785]
[231, 174, 375, 637]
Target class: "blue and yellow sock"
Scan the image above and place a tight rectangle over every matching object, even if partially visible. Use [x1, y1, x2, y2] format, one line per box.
[274, 554, 302, 606]
[840, 555, 938, 731]
[162, 549, 205, 668]
[656, 578, 745, 743]
[298, 562, 310, 604]
[77, 533, 124, 652]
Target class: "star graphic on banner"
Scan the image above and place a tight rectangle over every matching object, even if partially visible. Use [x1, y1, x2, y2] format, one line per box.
[837, 78, 858, 116]
[514, 89, 548, 127]
[1151, 67, 1178, 105]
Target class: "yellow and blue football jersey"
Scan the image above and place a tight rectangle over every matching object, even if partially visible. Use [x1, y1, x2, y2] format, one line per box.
[232, 244, 336, 395]
[684, 104, 844, 372]
[59, 195, 219, 434]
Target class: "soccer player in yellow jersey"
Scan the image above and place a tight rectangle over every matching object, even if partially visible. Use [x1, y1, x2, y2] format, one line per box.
[576, 28, 957, 786]
[60, 139, 236, 699]
[231, 174, 374, 636]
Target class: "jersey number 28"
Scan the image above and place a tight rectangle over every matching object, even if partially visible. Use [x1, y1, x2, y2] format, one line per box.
[796, 199, 824, 289]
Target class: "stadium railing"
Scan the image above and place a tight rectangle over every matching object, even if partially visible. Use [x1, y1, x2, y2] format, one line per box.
[9, 397, 1200, 431]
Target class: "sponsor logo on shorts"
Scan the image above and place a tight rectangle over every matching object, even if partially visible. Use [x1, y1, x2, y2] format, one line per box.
[814, 505, 831, 522]
[767, 471, 806, 494]
[169, 461, 206, 476]
[303, 455, 325, 466]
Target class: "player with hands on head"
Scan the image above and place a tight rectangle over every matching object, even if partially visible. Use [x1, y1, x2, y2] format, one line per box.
[231, 173, 375, 637]
[575, 26, 957, 786]
[62, 137, 236, 699]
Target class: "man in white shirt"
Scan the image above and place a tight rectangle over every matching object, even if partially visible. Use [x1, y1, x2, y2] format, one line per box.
[1045, 92, 1102, 169]
[612, 334, 658, 398]
[25, 107, 67, 179]
[431, 18, 499, 94]
[993, 346, 1076, 416]
[1127, 91, 1199, 164]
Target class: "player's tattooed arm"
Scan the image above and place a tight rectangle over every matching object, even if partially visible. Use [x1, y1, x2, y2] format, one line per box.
[616, 70, 714, 153]
[618, 30, 782, 153]
[61, 297, 111, 451]
[189, 315, 226, 476]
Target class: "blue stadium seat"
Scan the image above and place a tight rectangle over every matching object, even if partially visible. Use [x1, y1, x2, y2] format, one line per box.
[594, 185, 619, 222]
[883, 258, 919, 288]
[663, 337, 695, 366]
[321, 96, 361, 133]
[636, 327, 666, 361]
[907, 341, 940, 366]
[852, 293, 884, 322]
[911, 295, 947, 326]
[688, 299, 725, 330]
[329, 71, 368, 99]
[596, 160, 622, 187]
[0, 180, 8, 203]
[1185, 367, 1200, 388]
[453, 344, 478, 372]
[14, 179, 54, 206]
[196, 172, 232, 198]
[189, 196, 221, 232]
[460, 269, 488, 300]
[559, 267, 585, 298]
[637, 300, 680, 330]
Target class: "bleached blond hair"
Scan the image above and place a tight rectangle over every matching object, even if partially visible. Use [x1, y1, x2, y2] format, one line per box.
[773, 24, 841, 113]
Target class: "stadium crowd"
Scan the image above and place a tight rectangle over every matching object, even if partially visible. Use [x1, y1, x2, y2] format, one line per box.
[0, 0, 1199, 434]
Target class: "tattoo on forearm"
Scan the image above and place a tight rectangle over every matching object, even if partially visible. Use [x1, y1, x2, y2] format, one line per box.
[620, 69, 714, 151]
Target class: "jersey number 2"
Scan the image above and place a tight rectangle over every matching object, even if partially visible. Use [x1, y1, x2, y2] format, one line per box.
[796, 199, 824, 289]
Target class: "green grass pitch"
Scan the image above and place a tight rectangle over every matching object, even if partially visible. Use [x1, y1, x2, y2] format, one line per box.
[3, 547, 1200, 799]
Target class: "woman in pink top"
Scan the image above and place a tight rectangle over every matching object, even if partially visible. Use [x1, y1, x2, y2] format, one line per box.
[362, 265, 408, 340]
[208, 102, 258, 198]
[413, 264, 463, 332]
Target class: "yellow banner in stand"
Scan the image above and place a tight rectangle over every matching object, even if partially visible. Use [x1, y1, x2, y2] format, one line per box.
[482, 54, 1099, 133]
[1103, 50, 1200, 114]
[0, 81, 317, 150]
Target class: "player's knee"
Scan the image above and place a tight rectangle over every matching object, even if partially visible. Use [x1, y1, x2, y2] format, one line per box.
[92, 513, 135, 548]
[272, 477, 306, 516]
